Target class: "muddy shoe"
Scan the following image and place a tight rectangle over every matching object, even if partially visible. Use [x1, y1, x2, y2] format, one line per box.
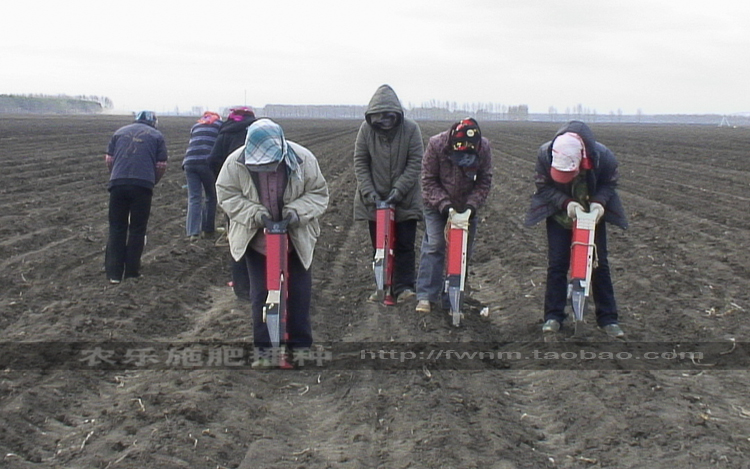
[251, 357, 272, 370]
[214, 232, 229, 247]
[542, 319, 561, 333]
[601, 323, 625, 338]
[397, 289, 416, 303]
[415, 300, 431, 313]
[108, 278, 121, 285]
[368, 291, 380, 303]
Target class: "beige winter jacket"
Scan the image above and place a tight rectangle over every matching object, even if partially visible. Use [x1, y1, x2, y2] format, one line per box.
[216, 142, 329, 269]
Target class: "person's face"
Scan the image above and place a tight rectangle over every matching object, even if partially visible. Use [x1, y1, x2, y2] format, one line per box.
[370, 112, 398, 130]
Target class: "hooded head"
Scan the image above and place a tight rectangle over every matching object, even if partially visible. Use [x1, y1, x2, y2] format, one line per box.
[555, 120, 598, 162]
[365, 84, 403, 131]
[550, 132, 585, 184]
[134, 110, 158, 128]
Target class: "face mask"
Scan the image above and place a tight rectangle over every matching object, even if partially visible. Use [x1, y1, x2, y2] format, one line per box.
[370, 112, 398, 130]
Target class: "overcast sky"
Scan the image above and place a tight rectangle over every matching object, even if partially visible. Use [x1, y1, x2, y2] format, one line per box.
[4, 0, 749, 115]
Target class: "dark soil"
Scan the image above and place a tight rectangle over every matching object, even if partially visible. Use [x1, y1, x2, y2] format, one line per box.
[1, 115, 750, 468]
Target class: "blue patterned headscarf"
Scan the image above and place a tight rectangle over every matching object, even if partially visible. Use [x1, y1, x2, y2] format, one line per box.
[243, 119, 300, 178]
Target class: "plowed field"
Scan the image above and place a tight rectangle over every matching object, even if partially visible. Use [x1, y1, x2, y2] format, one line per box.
[2, 115, 750, 468]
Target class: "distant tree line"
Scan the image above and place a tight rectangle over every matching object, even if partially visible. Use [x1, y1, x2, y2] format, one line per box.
[259, 102, 747, 125]
[0, 94, 113, 114]
[261, 102, 530, 121]
[262, 104, 367, 119]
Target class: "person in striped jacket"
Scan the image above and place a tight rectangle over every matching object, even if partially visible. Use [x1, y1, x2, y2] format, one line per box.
[183, 111, 223, 240]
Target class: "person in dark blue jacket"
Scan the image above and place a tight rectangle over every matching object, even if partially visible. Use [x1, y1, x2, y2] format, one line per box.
[183, 111, 222, 240]
[104, 110, 168, 284]
[525, 120, 628, 338]
[208, 106, 256, 177]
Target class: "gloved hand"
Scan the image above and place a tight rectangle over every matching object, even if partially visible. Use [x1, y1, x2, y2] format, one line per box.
[254, 208, 271, 227]
[385, 188, 402, 204]
[366, 192, 380, 204]
[284, 209, 300, 228]
[448, 208, 472, 230]
[442, 204, 454, 217]
[589, 202, 605, 223]
[566, 201, 584, 220]
[466, 205, 476, 218]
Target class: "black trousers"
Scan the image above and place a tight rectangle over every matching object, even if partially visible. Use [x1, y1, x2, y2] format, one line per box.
[368, 219, 417, 296]
[231, 254, 251, 300]
[245, 248, 313, 350]
[105, 185, 153, 281]
[544, 218, 618, 327]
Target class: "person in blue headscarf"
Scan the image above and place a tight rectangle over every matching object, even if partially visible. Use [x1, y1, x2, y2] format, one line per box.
[216, 119, 329, 367]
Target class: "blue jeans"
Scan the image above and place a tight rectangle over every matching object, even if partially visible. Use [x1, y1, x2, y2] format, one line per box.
[416, 208, 478, 304]
[544, 218, 618, 327]
[184, 161, 216, 236]
[105, 184, 152, 281]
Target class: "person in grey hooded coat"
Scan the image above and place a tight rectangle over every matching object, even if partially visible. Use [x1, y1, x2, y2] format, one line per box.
[353, 84, 424, 303]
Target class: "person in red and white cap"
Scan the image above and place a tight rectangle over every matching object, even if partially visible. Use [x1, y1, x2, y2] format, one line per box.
[524, 120, 628, 338]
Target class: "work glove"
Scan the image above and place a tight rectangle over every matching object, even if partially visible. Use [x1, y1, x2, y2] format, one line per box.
[283, 209, 300, 228]
[448, 208, 472, 230]
[385, 188, 402, 205]
[566, 201, 584, 220]
[366, 192, 380, 204]
[441, 204, 454, 217]
[254, 208, 271, 227]
[589, 202, 605, 223]
[466, 205, 476, 219]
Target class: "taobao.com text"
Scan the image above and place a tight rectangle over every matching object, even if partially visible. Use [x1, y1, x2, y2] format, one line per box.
[359, 349, 704, 362]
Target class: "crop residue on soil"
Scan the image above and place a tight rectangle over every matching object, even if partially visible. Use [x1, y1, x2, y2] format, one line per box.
[1, 115, 750, 468]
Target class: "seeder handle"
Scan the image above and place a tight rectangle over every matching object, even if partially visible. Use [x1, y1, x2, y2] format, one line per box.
[570, 208, 598, 280]
[262, 214, 292, 234]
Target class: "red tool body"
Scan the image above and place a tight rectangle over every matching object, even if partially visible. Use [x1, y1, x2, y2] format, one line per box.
[445, 209, 471, 327]
[262, 216, 292, 368]
[568, 207, 598, 335]
[374, 202, 396, 305]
